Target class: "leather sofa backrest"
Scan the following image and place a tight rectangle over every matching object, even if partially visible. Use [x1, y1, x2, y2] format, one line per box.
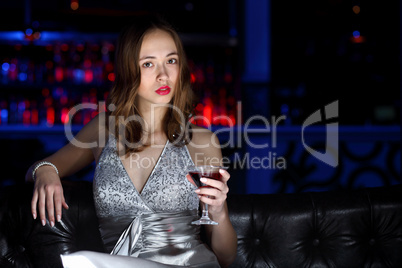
[1, 181, 401, 268]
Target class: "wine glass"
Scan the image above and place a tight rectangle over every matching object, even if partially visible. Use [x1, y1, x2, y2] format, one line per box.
[187, 165, 227, 225]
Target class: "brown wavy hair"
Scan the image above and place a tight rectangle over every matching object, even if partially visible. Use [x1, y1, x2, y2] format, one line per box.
[106, 15, 194, 155]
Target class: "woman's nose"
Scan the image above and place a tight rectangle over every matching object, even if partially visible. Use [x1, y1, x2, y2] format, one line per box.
[157, 66, 169, 82]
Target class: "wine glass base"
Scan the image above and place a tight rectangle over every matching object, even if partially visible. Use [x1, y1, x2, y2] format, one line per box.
[191, 217, 218, 225]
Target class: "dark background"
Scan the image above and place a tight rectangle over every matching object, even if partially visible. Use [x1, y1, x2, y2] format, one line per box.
[0, 0, 400, 193]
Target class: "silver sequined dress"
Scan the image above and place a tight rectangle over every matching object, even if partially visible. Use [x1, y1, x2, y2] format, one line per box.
[61, 135, 220, 268]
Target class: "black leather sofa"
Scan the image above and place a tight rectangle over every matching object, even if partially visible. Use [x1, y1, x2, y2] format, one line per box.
[1, 181, 401, 268]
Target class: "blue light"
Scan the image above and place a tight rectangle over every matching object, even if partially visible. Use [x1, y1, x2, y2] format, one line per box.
[73, 69, 84, 82]
[1, 63, 9, 72]
[353, 30, 360, 38]
[1, 109, 8, 119]
[18, 73, 27, 81]
[25, 28, 33, 36]
[0, 31, 25, 41]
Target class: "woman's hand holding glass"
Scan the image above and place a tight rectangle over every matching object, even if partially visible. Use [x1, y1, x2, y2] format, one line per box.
[186, 167, 230, 223]
[31, 166, 68, 227]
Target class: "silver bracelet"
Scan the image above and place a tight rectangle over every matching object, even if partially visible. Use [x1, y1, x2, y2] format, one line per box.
[32, 161, 59, 181]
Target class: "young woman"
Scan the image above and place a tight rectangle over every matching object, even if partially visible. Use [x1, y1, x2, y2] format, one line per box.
[27, 16, 237, 267]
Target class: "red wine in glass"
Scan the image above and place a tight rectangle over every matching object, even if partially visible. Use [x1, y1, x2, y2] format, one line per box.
[189, 171, 223, 188]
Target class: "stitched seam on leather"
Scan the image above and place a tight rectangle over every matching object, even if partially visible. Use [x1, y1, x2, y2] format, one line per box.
[366, 190, 373, 236]
[309, 193, 317, 236]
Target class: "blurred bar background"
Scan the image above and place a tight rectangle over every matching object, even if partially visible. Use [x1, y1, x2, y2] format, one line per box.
[0, 0, 400, 193]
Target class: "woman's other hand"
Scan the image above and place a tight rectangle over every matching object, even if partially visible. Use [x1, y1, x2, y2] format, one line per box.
[31, 166, 69, 227]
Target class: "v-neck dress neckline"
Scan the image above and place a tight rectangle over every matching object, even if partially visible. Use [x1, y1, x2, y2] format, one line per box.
[93, 133, 199, 219]
[117, 140, 170, 196]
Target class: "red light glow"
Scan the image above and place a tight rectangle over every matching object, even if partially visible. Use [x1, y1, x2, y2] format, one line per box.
[55, 67, 64, 82]
[83, 113, 91, 125]
[108, 73, 115, 82]
[351, 36, 366, 44]
[61, 108, 69, 124]
[61, 44, 69, 52]
[84, 69, 93, 83]
[23, 110, 30, 125]
[203, 100, 212, 126]
[76, 44, 84, 52]
[31, 109, 39, 125]
[47, 107, 55, 126]
[71, 0, 79, 10]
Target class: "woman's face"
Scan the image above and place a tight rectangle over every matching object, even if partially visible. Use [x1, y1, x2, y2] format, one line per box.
[137, 29, 179, 108]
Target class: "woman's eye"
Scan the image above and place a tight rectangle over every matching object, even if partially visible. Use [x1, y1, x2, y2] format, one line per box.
[143, 62, 153, 68]
[167, 58, 177, 64]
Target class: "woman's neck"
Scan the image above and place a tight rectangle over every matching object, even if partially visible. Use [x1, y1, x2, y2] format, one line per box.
[138, 104, 168, 140]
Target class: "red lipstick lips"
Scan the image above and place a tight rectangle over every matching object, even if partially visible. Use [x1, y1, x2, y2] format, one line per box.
[155, 86, 171, 95]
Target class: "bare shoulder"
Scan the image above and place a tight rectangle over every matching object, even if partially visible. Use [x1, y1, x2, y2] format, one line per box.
[189, 124, 219, 146]
[187, 124, 223, 166]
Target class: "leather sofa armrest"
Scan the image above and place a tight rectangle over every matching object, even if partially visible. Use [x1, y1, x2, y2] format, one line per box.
[0, 181, 104, 268]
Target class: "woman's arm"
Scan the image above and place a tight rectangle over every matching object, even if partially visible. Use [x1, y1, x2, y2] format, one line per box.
[27, 114, 106, 227]
[187, 126, 237, 267]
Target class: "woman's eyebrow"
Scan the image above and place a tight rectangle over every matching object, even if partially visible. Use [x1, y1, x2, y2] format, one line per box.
[166, 52, 178, 57]
[139, 55, 156, 61]
[139, 52, 178, 61]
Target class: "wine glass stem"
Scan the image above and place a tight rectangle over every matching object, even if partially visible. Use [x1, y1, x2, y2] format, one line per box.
[202, 203, 209, 218]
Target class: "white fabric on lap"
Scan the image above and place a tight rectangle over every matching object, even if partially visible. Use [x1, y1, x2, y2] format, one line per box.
[61, 251, 174, 268]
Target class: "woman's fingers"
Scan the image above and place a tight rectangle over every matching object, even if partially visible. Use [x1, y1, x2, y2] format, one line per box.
[196, 187, 224, 198]
[195, 183, 227, 209]
[54, 187, 63, 222]
[219, 169, 230, 183]
[38, 188, 47, 226]
[198, 195, 225, 208]
[31, 190, 38, 220]
[62, 196, 69, 210]
[196, 169, 230, 190]
[46, 188, 55, 227]
[197, 177, 229, 194]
